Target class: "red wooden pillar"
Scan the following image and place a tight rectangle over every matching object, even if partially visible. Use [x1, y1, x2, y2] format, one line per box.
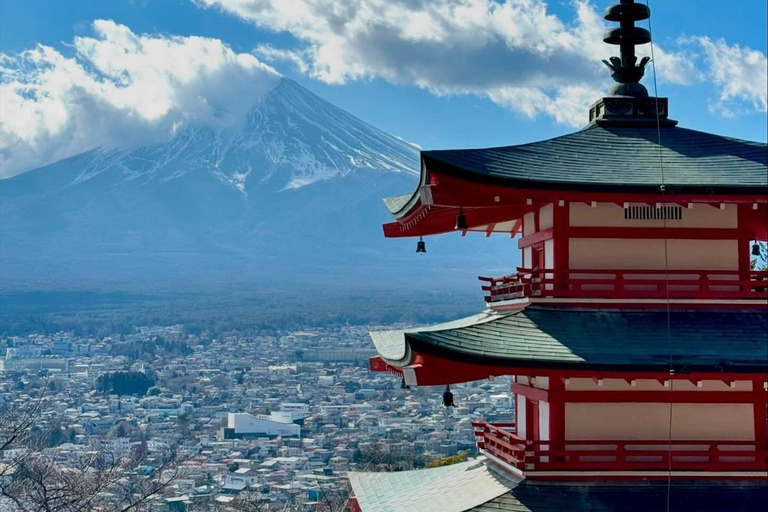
[525, 397, 538, 442]
[549, 376, 566, 462]
[753, 379, 767, 452]
[553, 202, 570, 289]
[737, 204, 753, 292]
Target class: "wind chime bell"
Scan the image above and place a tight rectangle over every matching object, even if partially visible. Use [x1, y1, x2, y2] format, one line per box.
[442, 384, 456, 407]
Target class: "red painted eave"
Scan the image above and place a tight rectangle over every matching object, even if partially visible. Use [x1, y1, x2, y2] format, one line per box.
[383, 205, 525, 238]
[382, 170, 768, 239]
[371, 351, 768, 387]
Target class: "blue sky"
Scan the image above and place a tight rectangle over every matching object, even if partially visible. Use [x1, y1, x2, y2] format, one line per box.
[1, 0, 766, 177]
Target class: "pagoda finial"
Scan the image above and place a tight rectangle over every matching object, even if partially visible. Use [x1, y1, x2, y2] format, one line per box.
[602, 0, 652, 97]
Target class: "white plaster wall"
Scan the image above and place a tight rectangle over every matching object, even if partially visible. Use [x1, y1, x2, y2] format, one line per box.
[516, 396, 527, 439]
[539, 401, 550, 441]
[544, 239, 555, 289]
[569, 202, 738, 229]
[565, 403, 755, 441]
[523, 247, 532, 269]
[532, 376, 550, 390]
[523, 212, 536, 236]
[540, 204, 554, 230]
[569, 239, 739, 271]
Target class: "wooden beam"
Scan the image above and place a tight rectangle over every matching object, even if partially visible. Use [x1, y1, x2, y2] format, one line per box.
[486, 223, 497, 237]
[566, 227, 743, 240]
[753, 379, 767, 453]
[511, 383, 549, 403]
[517, 227, 554, 249]
[510, 218, 523, 238]
[564, 390, 756, 403]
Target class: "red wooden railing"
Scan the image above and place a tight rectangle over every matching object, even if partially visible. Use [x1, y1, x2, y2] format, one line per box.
[480, 269, 768, 303]
[472, 422, 768, 473]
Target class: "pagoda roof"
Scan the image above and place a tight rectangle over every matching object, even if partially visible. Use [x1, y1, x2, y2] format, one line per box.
[348, 457, 516, 512]
[371, 307, 768, 373]
[349, 458, 767, 512]
[421, 124, 767, 195]
[468, 480, 767, 512]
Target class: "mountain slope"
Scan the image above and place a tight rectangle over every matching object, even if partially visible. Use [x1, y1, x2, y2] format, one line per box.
[0, 79, 512, 292]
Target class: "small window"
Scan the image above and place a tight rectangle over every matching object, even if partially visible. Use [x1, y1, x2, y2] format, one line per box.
[624, 205, 683, 220]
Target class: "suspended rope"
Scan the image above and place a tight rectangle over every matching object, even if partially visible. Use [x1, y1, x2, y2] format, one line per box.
[642, 2, 675, 511]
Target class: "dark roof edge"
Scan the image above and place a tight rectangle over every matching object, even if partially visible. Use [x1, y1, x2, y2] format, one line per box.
[420, 154, 768, 196]
[406, 336, 768, 374]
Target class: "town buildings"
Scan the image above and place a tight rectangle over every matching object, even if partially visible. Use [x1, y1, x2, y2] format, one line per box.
[0, 323, 514, 510]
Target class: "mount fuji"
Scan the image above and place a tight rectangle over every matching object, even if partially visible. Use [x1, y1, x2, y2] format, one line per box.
[0, 79, 510, 294]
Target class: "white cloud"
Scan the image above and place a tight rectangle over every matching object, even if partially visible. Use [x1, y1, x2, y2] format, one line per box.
[197, 0, 693, 127]
[684, 37, 767, 116]
[0, 20, 280, 177]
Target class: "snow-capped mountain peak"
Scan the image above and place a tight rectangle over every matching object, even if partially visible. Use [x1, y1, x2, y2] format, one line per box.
[65, 78, 419, 195]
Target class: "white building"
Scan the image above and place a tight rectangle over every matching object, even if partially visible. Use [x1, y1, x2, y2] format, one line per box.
[221, 412, 300, 440]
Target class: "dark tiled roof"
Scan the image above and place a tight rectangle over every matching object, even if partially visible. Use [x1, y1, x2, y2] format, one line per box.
[406, 307, 768, 372]
[422, 124, 768, 193]
[469, 481, 768, 512]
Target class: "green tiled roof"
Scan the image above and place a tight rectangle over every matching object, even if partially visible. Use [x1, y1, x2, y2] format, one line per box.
[348, 458, 516, 512]
[402, 307, 768, 372]
[469, 480, 768, 512]
[350, 458, 767, 512]
[422, 125, 768, 193]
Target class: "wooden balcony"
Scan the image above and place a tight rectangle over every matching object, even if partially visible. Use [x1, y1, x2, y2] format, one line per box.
[472, 422, 768, 474]
[480, 268, 768, 303]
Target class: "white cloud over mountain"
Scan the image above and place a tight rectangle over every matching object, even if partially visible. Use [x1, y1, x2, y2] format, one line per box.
[1, 2, 765, 178]
[197, 0, 766, 127]
[0, 20, 280, 177]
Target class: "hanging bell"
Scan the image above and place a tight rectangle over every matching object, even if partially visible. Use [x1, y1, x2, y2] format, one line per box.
[442, 385, 455, 407]
[416, 236, 426, 253]
[752, 243, 761, 257]
[455, 209, 468, 231]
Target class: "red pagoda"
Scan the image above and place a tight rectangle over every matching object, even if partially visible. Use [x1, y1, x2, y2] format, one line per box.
[348, 1, 768, 511]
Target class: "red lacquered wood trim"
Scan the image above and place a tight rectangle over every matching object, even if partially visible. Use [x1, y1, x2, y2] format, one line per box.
[518, 472, 768, 482]
[549, 376, 566, 464]
[527, 299, 768, 310]
[563, 390, 757, 403]
[384, 351, 768, 387]
[518, 227, 554, 248]
[484, 268, 768, 303]
[383, 204, 528, 238]
[511, 383, 549, 402]
[566, 226, 743, 240]
[348, 497, 362, 512]
[753, 379, 767, 453]
[553, 203, 569, 278]
[427, 170, 768, 208]
[475, 422, 768, 474]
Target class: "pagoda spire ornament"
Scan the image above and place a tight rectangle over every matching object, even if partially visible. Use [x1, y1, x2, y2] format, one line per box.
[587, 0, 676, 126]
[602, 0, 652, 97]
